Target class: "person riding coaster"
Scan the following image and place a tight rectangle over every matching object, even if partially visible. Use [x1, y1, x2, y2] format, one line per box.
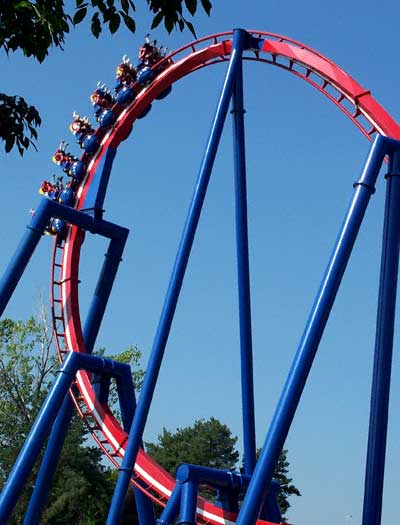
[138, 34, 167, 67]
[69, 113, 95, 147]
[90, 82, 116, 117]
[52, 141, 78, 174]
[115, 56, 137, 91]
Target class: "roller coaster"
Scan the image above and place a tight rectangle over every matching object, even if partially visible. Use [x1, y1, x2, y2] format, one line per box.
[0, 28, 399, 525]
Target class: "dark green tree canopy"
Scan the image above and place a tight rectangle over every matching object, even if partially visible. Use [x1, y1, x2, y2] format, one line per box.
[146, 418, 301, 520]
[145, 417, 240, 475]
[266, 448, 301, 518]
[0, 0, 212, 155]
[0, 315, 144, 524]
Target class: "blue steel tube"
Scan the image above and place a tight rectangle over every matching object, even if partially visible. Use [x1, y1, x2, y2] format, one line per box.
[236, 134, 387, 525]
[231, 45, 256, 476]
[0, 198, 52, 316]
[157, 484, 182, 525]
[0, 351, 79, 524]
[117, 371, 155, 525]
[177, 482, 198, 525]
[23, 395, 75, 525]
[106, 28, 249, 525]
[362, 149, 400, 525]
[83, 234, 128, 354]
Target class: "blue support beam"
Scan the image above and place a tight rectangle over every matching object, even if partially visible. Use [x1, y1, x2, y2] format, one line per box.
[362, 148, 400, 525]
[236, 134, 388, 525]
[23, 394, 75, 525]
[177, 482, 198, 525]
[83, 234, 129, 354]
[115, 367, 156, 525]
[0, 352, 132, 524]
[0, 197, 128, 319]
[106, 28, 250, 525]
[157, 484, 182, 525]
[82, 145, 117, 217]
[231, 41, 256, 476]
[0, 352, 78, 523]
[0, 198, 51, 316]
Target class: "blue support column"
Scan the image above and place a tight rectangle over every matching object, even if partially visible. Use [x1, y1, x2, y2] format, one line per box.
[362, 148, 400, 525]
[83, 234, 129, 354]
[0, 198, 52, 316]
[82, 145, 117, 216]
[231, 44, 256, 476]
[106, 28, 249, 525]
[0, 197, 129, 319]
[236, 134, 387, 525]
[0, 352, 131, 524]
[23, 394, 75, 525]
[177, 482, 198, 525]
[0, 351, 79, 524]
[157, 484, 182, 525]
[116, 369, 155, 525]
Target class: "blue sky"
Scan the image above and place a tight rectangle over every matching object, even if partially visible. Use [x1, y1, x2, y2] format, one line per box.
[2, 1, 400, 524]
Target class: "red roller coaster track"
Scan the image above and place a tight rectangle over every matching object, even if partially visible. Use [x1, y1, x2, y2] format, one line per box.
[50, 30, 400, 525]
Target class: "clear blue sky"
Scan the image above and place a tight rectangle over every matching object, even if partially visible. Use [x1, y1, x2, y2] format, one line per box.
[2, 1, 400, 524]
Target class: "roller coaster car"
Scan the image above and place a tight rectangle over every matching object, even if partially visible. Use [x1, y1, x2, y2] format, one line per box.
[138, 35, 165, 67]
[70, 113, 94, 142]
[90, 85, 117, 128]
[47, 218, 67, 240]
[69, 113, 99, 153]
[58, 184, 75, 207]
[39, 177, 74, 239]
[52, 144, 78, 174]
[69, 160, 87, 181]
[39, 180, 61, 201]
[91, 84, 115, 114]
[115, 56, 137, 91]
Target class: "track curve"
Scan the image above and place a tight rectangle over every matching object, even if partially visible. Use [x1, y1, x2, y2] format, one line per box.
[50, 30, 400, 525]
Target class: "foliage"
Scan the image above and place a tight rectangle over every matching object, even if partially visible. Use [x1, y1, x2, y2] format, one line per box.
[264, 448, 300, 519]
[0, 315, 145, 524]
[0, 316, 56, 474]
[0, 0, 212, 155]
[145, 417, 240, 475]
[146, 417, 239, 502]
[0, 94, 41, 155]
[98, 344, 145, 391]
[146, 418, 300, 520]
[41, 417, 115, 525]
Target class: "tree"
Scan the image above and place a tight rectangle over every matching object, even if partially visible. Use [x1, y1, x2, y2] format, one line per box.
[145, 417, 240, 474]
[145, 417, 239, 502]
[0, 0, 212, 155]
[146, 418, 300, 521]
[262, 448, 300, 519]
[0, 314, 144, 524]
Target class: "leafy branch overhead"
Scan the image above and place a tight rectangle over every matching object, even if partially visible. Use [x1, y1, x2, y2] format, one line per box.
[0, 0, 212, 155]
[0, 94, 41, 156]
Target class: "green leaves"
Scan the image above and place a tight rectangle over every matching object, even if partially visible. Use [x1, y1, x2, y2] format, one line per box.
[73, 7, 88, 24]
[200, 0, 212, 15]
[0, 94, 41, 155]
[0, 316, 141, 523]
[122, 13, 136, 32]
[248, 448, 301, 519]
[0, 0, 213, 155]
[0, 0, 71, 63]
[109, 12, 121, 33]
[121, 0, 130, 13]
[148, 0, 212, 37]
[145, 417, 240, 475]
[185, 0, 197, 16]
[151, 11, 163, 29]
[91, 12, 102, 37]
